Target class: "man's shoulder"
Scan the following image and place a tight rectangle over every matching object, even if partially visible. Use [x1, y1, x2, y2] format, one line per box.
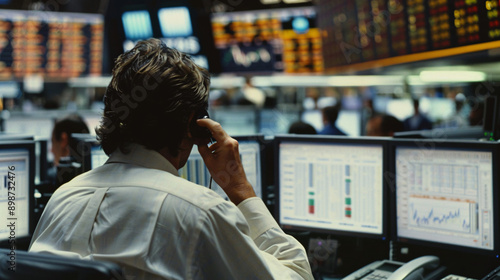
[64, 163, 227, 212]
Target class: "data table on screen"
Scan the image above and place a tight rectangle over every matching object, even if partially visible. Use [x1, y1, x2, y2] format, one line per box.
[278, 141, 384, 235]
[0, 149, 30, 241]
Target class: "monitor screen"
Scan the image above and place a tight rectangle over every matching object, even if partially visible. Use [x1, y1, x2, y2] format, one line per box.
[158, 7, 193, 37]
[90, 145, 108, 170]
[276, 136, 387, 238]
[210, 6, 323, 74]
[0, 141, 35, 243]
[179, 136, 264, 200]
[69, 134, 107, 173]
[121, 10, 153, 40]
[393, 140, 498, 254]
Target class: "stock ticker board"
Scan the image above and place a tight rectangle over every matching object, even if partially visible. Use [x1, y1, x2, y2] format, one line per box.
[317, 0, 500, 71]
[0, 10, 104, 80]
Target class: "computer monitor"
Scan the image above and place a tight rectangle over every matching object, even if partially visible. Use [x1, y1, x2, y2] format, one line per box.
[157, 6, 193, 38]
[391, 139, 499, 255]
[121, 10, 153, 41]
[70, 134, 108, 173]
[34, 138, 49, 184]
[275, 135, 388, 239]
[0, 141, 35, 244]
[179, 135, 266, 200]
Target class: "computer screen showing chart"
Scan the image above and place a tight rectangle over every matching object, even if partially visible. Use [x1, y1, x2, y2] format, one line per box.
[179, 136, 264, 200]
[393, 140, 499, 254]
[276, 136, 387, 238]
[0, 141, 35, 243]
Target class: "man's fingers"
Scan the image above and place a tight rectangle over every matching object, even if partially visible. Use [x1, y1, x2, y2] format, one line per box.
[197, 142, 212, 158]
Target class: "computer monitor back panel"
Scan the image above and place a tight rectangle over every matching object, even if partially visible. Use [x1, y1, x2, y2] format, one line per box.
[276, 136, 388, 239]
[392, 140, 499, 255]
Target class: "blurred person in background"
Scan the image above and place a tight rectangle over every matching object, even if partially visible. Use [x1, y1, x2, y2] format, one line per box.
[403, 99, 433, 131]
[439, 93, 469, 128]
[51, 114, 90, 166]
[239, 76, 266, 108]
[288, 121, 317, 135]
[318, 104, 346, 136]
[469, 98, 485, 126]
[365, 114, 404, 137]
[49, 114, 90, 188]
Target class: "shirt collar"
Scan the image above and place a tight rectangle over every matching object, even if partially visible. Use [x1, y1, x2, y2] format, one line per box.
[106, 143, 179, 176]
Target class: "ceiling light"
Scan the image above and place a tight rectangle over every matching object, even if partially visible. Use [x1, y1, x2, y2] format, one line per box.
[419, 71, 486, 82]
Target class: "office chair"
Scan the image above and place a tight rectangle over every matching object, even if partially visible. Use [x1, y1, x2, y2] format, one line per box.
[0, 248, 124, 280]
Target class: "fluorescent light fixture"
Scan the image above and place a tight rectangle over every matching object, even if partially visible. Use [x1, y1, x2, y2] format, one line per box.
[251, 75, 404, 87]
[283, 0, 312, 3]
[327, 75, 404, 86]
[260, 0, 280, 4]
[68, 76, 112, 88]
[210, 76, 245, 88]
[419, 70, 486, 82]
[407, 75, 426, 86]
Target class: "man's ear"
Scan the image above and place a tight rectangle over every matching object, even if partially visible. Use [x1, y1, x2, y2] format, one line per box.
[186, 111, 196, 138]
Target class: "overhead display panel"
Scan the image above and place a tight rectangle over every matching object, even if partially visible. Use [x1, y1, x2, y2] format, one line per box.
[211, 6, 323, 74]
[0, 10, 104, 80]
[317, 0, 500, 72]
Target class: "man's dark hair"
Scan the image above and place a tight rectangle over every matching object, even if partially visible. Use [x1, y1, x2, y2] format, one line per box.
[53, 114, 90, 160]
[288, 121, 317, 135]
[380, 114, 404, 136]
[96, 38, 210, 156]
[322, 105, 340, 125]
[53, 114, 90, 142]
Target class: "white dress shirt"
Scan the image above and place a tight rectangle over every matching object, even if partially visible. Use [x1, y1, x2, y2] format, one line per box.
[29, 144, 313, 280]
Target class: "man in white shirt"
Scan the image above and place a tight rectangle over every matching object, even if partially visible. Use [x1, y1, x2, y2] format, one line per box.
[29, 38, 313, 280]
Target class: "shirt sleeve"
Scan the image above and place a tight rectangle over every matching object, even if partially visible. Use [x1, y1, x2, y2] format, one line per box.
[189, 197, 313, 280]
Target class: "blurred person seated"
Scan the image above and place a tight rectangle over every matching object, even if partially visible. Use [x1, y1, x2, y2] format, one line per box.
[469, 98, 485, 126]
[438, 93, 469, 128]
[318, 104, 347, 136]
[365, 114, 404, 137]
[29, 39, 313, 280]
[288, 121, 317, 135]
[403, 99, 433, 131]
[51, 114, 90, 166]
[49, 114, 90, 188]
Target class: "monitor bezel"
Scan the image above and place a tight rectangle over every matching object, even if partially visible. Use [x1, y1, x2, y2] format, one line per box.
[389, 138, 500, 256]
[233, 134, 271, 201]
[0, 140, 36, 246]
[274, 135, 390, 240]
